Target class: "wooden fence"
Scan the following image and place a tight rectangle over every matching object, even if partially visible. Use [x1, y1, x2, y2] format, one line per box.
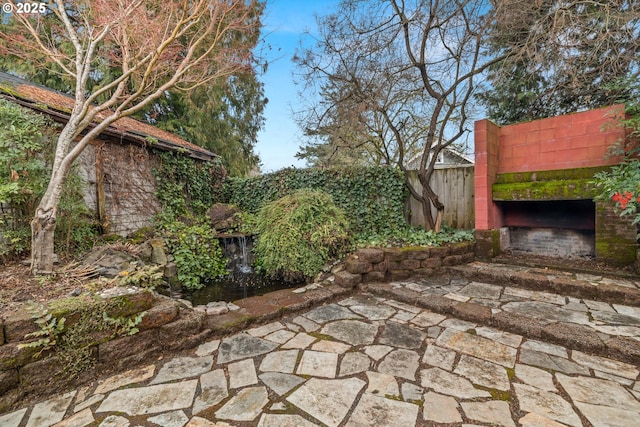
[406, 165, 475, 229]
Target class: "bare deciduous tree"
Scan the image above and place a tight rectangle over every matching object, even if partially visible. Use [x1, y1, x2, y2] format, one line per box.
[295, 0, 504, 231]
[0, 0, 262, 274]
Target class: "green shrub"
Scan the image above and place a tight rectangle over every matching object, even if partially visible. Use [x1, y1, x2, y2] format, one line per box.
[253, 189, 351, 281]
[0, 98, 98, 261]
[161, 219, 227, 290]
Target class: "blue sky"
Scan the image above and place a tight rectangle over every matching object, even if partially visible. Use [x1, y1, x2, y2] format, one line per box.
[254, 0, 339, 173]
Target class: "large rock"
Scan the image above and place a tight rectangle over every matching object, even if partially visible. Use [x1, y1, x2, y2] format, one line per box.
[208, 203, 242, 232]
[81, 247, 138, 278]
[149, 238, 168, 265]
[334, 270, 362, 288]
[354, 248, 384, 263]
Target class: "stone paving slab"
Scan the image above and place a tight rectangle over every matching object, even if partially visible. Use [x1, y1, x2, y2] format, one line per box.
[5, 274, 640, 427]
[368, 272, 640, 364]
[450, 261, 640, 305]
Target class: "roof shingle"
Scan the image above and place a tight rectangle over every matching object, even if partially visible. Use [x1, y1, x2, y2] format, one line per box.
[0, 71, 217, 161]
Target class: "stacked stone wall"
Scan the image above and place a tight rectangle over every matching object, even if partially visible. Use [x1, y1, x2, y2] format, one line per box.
[334, 242, 475, 288]
[0, 290, 197, 405]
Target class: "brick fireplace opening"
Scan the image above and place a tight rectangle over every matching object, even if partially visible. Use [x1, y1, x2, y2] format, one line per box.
[499, 200, 595, 258]
[474, 105, 638, 266]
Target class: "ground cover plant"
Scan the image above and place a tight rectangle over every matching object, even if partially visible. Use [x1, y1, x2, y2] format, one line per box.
[354, 224, 474, 249]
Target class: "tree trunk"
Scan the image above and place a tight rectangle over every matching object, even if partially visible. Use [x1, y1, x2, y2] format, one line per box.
[420, 196, 435, 230]
[421, 180, 444, 233]
[413, 166, 445, 233]
[30, 122, 78, 276]
[434, 205, 444, 233]
[31, 207, 57, 275]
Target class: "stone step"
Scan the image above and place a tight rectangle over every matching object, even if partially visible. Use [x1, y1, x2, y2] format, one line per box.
[365, 277, 640, 366]
[448, 261, 640, 307]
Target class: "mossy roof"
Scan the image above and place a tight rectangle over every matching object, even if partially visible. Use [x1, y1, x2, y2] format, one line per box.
[0, 71, 217, 162]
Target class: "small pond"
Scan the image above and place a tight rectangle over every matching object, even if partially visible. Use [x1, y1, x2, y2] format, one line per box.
[182, 233, 303, 305]
[186, 273, 301, 305]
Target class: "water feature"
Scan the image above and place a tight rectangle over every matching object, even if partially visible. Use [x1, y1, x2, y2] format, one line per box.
[186, 233, 302, 305]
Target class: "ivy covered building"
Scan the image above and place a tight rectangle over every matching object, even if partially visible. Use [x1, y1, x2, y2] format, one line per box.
[0, 72, 223, 236]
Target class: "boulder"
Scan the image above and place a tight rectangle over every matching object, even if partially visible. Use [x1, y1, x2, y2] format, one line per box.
[208, 203, 242, 232]
[149, 238, 167, 265]
[81, 247, 138, 278]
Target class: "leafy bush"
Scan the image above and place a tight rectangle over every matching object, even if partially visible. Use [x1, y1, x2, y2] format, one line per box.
[593, 99, 640, 237]
[0, 98, 98, 261]
[252, 189, 351, 281]
[226, 166, 406, 235]
[161, 219, 227, 290]
[0, 98, 52, 260]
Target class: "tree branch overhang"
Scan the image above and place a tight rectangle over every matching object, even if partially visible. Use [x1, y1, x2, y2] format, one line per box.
[0, 89, 218, 163]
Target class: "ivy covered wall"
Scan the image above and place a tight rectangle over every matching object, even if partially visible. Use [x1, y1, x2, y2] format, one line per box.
[153, 150, 227, 218]
[225, 167, 408, 234]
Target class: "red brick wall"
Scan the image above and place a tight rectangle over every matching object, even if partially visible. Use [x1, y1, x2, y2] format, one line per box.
[496, 105, 625, 173]
[474, 105, 626, 231]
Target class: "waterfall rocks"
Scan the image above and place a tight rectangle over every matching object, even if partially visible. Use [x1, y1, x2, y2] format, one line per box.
[208, 203, 242, 233]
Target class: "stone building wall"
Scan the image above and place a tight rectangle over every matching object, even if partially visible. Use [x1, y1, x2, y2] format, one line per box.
[77, 140, 162, 236]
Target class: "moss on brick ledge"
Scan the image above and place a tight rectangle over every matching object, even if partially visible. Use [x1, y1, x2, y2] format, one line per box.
[492, 179, 597, 201]
[495, 166, 611, 184]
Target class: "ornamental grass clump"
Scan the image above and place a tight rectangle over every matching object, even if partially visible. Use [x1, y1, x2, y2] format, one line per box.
[253, 189, 351, 282]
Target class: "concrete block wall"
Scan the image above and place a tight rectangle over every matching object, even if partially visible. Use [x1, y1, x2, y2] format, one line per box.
[475, 105, 626, 233]
[474, 105, 637, 265]
[475, 119, 502, 230]
[494, 105, 625, 174]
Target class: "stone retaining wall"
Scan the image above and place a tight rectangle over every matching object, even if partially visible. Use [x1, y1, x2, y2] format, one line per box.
[334, 242, 475, 287]
[0, 282, 352, 411]
[0, 288, 177, 405]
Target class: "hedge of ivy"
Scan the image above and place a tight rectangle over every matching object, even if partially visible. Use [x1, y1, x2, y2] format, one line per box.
[225, 167, 408, 234]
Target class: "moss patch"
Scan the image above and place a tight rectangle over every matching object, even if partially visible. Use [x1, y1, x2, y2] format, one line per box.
[594, 202, 638, 266]
[495, 166, 611, 184]
[595, 241, 638, 265]
[492, 179, 596, 201]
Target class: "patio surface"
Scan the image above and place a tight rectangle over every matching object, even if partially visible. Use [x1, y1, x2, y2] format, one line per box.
[3, 262, 640, 426]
